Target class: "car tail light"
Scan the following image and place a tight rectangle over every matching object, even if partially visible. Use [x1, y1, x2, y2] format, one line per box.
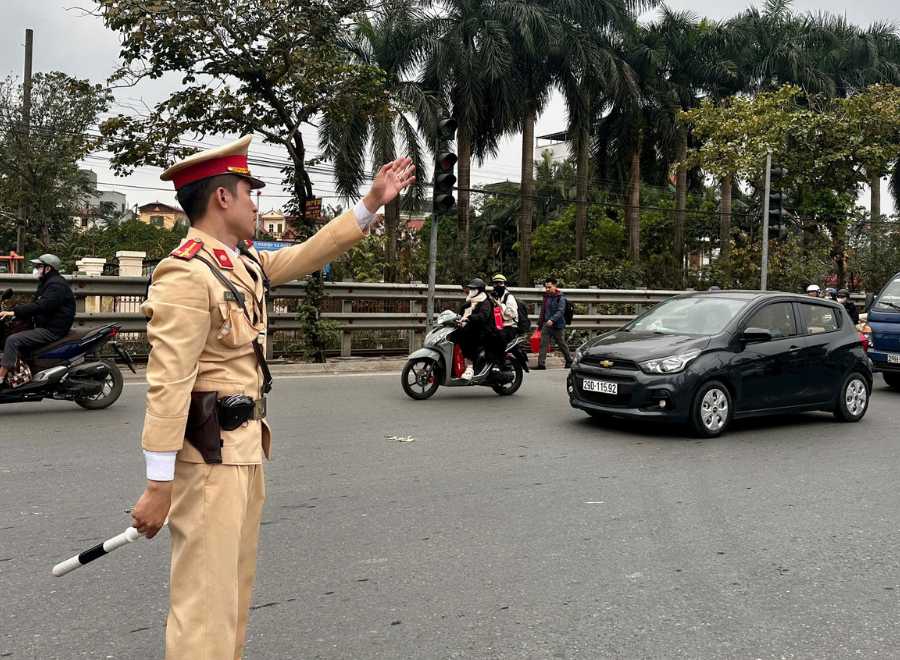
[109, 326, 119, 339]
[860, 324, 873, 351]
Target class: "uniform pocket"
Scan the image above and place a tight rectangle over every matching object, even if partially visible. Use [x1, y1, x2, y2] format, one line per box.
[216, 302, 262, 349]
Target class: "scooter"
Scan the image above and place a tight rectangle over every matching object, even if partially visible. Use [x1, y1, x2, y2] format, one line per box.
[0, 288, 136, 409]
[401, 310, 529, 400]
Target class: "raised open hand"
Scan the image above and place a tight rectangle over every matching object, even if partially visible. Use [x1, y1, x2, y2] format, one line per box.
[363, 157, 416, 211]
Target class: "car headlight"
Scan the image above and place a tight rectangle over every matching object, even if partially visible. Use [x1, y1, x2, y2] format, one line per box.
[639, 350, 701, 374]
[574, 342, 588, 364]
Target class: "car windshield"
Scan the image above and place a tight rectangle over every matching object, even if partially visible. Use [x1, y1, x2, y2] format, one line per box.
[626, 297, 749, 336]
[874, 278, 900, 311]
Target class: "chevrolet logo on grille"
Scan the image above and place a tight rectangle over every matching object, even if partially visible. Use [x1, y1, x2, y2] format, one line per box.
[599, 360, 614, 368]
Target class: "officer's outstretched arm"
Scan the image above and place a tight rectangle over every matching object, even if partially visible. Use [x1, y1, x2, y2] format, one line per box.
[258, 157, 416, 287]
[140, 258, 211, 453]
[257, 210, 364, 288]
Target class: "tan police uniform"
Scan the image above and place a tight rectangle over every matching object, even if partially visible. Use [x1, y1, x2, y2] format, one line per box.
[140, 136, 367, 659]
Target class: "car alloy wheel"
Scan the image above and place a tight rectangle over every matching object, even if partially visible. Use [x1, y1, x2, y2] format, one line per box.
[700, 387, 729, 433]
[691, 380, 732, 438]
[844, 377, 867, 417]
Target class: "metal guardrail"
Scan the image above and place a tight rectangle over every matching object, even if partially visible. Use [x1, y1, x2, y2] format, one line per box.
[0, 274, 868, 358]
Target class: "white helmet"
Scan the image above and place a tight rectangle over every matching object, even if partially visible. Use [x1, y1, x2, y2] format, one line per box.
[806, 284, 821, 294]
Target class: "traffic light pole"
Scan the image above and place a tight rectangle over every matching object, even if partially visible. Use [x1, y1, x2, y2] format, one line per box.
[425, 117, 458, 329]
[426, 209, 439, 328]
[760, 150, 772, 291]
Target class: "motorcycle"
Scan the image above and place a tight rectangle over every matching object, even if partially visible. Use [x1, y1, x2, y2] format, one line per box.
[0, 288, 136, 409]
[401, 309, 529, 400]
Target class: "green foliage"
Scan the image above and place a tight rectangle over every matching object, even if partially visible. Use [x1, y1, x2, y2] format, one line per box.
[297, 274, 339, 363]
[0, 71, 111, 252]
[96, 0, 389, 232]
[50, 220, 188, 273]
[705, 232, 832, 293]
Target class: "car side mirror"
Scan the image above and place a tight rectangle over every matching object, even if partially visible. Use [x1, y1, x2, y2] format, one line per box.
[1, 288, 12, 301]
[741, 327, 772, 343]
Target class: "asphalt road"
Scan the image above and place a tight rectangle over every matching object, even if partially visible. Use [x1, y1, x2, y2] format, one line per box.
[1, 370, 899, 659]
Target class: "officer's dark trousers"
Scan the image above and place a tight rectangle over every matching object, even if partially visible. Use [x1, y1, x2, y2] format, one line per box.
[1, 328, 61, 369]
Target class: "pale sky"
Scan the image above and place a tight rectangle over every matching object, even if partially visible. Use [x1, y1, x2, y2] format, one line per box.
[0, 0, 898, 214]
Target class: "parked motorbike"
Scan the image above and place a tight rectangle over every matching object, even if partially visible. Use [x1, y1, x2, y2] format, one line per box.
[0, 288, 135, 409]
[401, 310, 529, 400]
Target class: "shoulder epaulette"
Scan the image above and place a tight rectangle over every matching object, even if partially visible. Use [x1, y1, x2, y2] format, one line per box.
[170, 239, 203, 260]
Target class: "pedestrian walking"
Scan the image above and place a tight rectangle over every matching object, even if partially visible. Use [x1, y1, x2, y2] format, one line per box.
[128, 135, 414, 659]
[536, 277, 572, 369]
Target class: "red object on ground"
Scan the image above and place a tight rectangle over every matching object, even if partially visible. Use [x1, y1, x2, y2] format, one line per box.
[530, 329, 542, 354]
[452, 343, 466, 378]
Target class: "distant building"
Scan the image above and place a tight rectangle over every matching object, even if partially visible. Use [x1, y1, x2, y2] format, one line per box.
[75, 169, 129, 230]
[535, 130, 571, 164]
[138, 202, 188, 230]
[260, 210, 287, 238]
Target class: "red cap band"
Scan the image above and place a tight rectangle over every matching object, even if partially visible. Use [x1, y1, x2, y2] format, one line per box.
[171, 155, 250, 190]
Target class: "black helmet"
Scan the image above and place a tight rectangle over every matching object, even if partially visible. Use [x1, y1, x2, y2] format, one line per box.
[837, 288, 850, 297]
[465, 277, 486, 291]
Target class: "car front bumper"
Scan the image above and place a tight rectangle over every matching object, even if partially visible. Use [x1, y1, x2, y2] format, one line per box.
[567, 363, 695, 423]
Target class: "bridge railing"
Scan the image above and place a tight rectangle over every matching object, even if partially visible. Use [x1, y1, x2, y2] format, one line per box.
[0, 274, 866, 359]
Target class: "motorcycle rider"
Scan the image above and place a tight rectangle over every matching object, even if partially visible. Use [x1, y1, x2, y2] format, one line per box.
[490, 274, 519, 344]
[451, 278, 498, 381]
[806, 284, 821, 298]
[0, 254, 75, 387]
[836, 288, 859, 324]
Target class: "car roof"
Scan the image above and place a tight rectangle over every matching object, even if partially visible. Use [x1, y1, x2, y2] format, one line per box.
[681, 290, 840, 305]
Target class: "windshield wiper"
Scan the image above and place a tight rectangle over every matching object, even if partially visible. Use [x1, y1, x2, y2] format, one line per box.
[876, 301, 900, 311]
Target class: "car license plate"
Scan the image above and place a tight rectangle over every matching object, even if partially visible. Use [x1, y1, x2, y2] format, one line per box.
[582, 379, 618, 395]
[888, 353, 900, 364]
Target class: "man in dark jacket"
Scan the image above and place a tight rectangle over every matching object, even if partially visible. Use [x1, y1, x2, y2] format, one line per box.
[0, 254, 75, 386]
[836, 288, 859, 325]
[536, 276, 572, 369]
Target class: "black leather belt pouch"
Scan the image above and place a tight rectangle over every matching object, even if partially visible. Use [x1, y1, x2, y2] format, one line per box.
[185, 391, 223, 464]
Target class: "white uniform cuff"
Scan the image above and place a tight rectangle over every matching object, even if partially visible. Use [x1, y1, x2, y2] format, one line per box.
[353, 199, 377, 230]
[143, 450, 177, 481]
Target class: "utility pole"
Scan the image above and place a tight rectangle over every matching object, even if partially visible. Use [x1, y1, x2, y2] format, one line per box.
[16, 29, 33, 255]
[760, 149, 772, 291]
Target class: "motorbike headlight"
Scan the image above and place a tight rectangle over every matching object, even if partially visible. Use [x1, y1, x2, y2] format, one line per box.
[639, 350, 701, 375]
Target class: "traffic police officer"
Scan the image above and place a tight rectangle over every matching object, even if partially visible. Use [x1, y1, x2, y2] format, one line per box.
[130, 135, 415, 659]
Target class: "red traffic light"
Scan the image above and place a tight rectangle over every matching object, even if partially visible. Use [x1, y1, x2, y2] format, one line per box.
[437, 152, 457, 171]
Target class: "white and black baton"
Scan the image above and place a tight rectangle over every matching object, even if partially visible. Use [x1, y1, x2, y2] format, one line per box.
[52, 521, 166, 577]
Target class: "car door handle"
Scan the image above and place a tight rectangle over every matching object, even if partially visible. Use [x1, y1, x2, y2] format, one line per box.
[788, 345, 801, 352]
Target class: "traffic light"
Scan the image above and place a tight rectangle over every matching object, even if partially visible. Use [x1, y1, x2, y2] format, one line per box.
[433, 117, 458, 214]
[769, 165, 789, 238]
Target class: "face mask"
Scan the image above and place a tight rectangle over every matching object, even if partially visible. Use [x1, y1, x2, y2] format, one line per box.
[32, 267, 42, 278]
[493, 285, 505, 296]
[837, 297, 847, 303]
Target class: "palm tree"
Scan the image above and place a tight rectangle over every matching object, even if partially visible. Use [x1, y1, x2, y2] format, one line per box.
[321, 1, 433, 282]
[536, 0, 658, 267]
[648, 9, 737, 282]
[422, 0, 518, 272]
[592, 23, 669, 265]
